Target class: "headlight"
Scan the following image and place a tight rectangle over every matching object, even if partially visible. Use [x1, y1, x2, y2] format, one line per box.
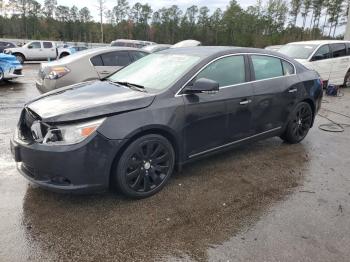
[47, 66, 70, 80]
[43, 118, 105, 145]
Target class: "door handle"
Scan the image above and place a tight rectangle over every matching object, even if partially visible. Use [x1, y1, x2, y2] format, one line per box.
[288, 88, 297, 93]
[239, 99, 252, 105]
[100, 71, 110, 74]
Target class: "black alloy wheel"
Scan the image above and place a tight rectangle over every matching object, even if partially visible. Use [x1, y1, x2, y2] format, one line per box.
[281, 102, 313, 144]
[114, 134, 175, 198]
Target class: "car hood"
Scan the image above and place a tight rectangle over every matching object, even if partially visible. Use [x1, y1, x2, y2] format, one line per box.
[26, 80, 156, 123]
[0, 53, 22, 67]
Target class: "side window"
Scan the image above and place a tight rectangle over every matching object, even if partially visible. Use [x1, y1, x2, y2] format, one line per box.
[196, 55, 246, 87]
[101, 51, 131, 66]
[43, 42, 53, 48]
[282, 60, 295, 75]
[331, 43, 346, 58]
[251, 55, 283, 80]
[28, 42, 41, 49]
[90, 55, 103, 66]
[312, 45, 331, 61]
[130, 51, 148, 61]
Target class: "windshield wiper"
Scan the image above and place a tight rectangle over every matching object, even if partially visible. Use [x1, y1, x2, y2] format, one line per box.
[112, 81, 147, 92]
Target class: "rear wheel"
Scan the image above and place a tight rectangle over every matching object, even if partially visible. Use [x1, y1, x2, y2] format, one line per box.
[59, 52, 69, 59]
[281, 102, 313, 144]
[113, 134, 175, 198]
[344, 71, 350, 88]
[14, 53, 24, 64]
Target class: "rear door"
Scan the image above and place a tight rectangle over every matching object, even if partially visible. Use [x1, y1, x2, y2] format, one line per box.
[249, 54, 298, 134]
[94, 51, 132, 78]
[329, 43, 349, 85]
[309, 44, 333, 82]
[42, 41, 57, 60]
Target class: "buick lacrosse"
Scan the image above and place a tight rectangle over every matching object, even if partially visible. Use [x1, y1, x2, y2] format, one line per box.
[11, 47, 323, 198]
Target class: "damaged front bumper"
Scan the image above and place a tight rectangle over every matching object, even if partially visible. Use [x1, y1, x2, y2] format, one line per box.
[11, 131, 121, 193]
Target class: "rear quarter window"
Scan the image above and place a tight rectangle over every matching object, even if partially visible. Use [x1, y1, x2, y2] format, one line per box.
[90, 55, 103, 66]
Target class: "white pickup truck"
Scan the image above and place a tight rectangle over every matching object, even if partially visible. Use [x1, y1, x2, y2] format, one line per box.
[3, 41, 58, 64]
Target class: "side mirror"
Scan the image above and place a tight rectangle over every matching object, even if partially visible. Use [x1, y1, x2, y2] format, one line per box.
[28, 45, 33, 49]
[184, 78, 219, 94]
[311, 54, 323, 61]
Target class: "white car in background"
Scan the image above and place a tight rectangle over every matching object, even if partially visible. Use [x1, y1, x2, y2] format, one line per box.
[279, 40, 350, 87]
[3, 41, 58, 64]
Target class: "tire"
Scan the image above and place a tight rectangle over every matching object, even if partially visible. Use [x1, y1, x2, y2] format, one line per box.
[14, 53, 25, 64]
[113, 134, 175, 198]
[59, 53, 69, 59]
[344, 71, 350, 88]
[280, 102, 313, 144]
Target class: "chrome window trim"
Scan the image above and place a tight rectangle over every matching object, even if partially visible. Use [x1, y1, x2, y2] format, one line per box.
[175, 52, 296, 97]
[188, 126, 282, 159]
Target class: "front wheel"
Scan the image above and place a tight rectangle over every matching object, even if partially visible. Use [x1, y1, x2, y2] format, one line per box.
[14, 53, 25, 64]
[281, 102, 313, 144]
[113, 134, 175, 198]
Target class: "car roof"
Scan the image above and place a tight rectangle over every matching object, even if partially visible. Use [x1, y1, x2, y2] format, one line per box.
[159, 46, 287, 59]
[286, 40, 350, 45]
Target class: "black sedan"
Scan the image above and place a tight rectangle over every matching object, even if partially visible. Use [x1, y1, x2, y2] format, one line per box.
[11, 47, 323, 198]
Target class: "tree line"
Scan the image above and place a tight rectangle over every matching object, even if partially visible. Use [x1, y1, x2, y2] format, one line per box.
[0, 0, 348, 47]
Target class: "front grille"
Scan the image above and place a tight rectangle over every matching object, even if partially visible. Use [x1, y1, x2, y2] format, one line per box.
[14, 69, 22, 75]
[18, 108, 38, 142]
[18, 108, 50, 143]
[22, 163, 36, 178]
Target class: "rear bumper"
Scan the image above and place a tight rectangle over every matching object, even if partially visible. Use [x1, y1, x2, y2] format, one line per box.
[10, 132, 122, 194]
[36, 78, 57, 94]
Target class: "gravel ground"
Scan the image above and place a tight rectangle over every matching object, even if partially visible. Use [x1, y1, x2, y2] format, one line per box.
[0, 64, 350, 262]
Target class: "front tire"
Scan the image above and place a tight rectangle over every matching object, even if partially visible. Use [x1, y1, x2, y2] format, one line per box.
[113, 134, 175, 198]
[14, 53, 25, 64]
[281, 102, 313, 144]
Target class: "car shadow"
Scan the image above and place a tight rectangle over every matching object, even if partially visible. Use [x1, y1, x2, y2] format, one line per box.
[21, 137, 310, 261]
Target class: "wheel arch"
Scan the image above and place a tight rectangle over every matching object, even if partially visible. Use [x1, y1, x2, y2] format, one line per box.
[13, 52, 25, 59]
[59, 52, 70, 58]
[109, 125, 182, 186]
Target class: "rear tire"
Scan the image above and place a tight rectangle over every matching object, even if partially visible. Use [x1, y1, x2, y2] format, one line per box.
[59, 52, 69, 59]
[14, 53, 25, 64]
[280, 102, 313, 144]
[113, 134, 175, 199]
[344, 71, 350, 88]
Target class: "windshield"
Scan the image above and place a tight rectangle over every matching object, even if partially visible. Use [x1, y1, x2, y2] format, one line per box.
[279, 44, 318, 59]
[108, 53, 201, 92]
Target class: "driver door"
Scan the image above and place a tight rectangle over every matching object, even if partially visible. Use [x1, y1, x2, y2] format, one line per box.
[310, 44, 333, 82]
[26, 41, 44, 60]
[182, 55, 253, 158]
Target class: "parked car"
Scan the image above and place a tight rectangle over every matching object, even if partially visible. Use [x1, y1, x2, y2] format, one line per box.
[11, 47, 323, 198]
[0, 53, 23, 81]
[142, 44, 171, 53]
[3, 41, 57, 64]
[111, 39, 156, 48]
[171, 39, 201, 48]
[0, 41, 17, 53]
[279, 40, 350, 87]
[265, 45, 283, 51]
[58, 45, 88, 59]
[36, 47, 149, 93]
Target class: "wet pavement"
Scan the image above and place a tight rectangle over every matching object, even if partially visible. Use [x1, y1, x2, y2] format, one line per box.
[0, 65, 350, 261]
